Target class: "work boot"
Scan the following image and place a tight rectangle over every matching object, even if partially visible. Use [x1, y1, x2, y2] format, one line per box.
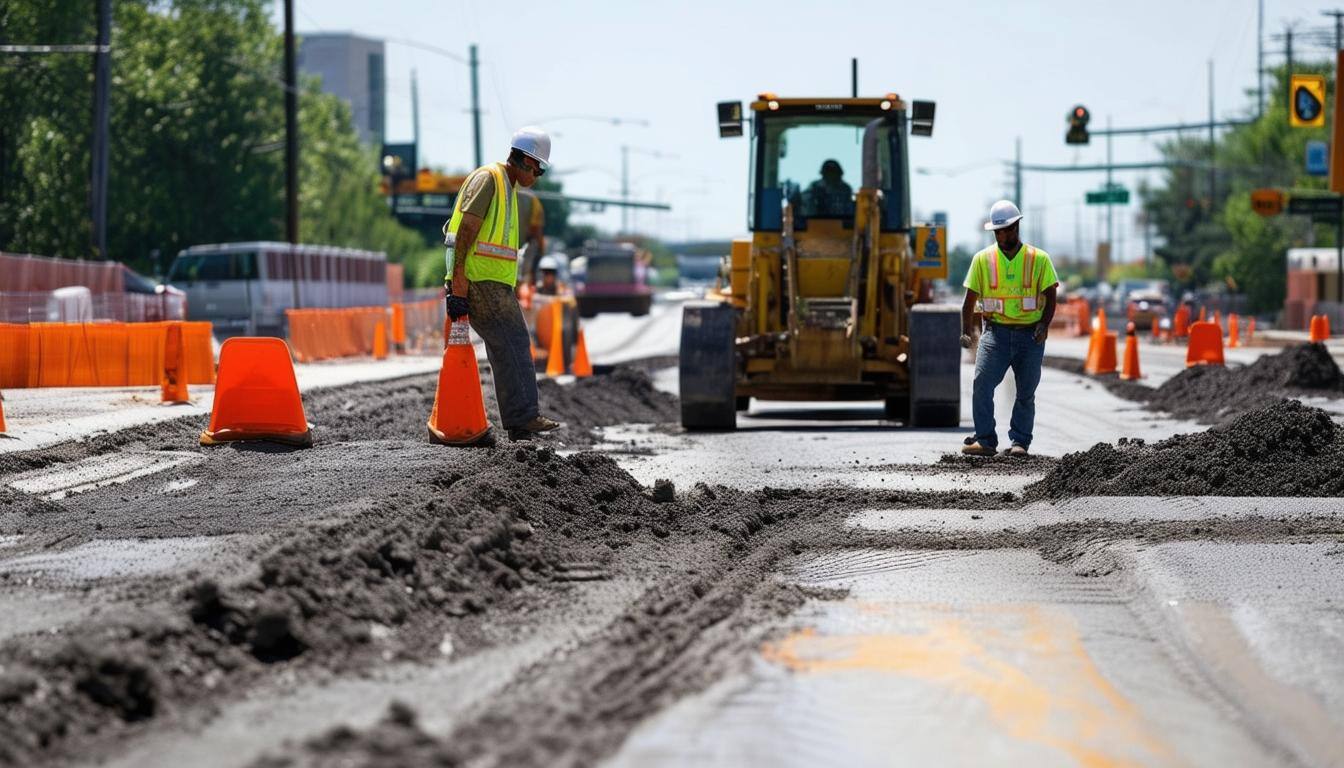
[1009, 443, 1029, 457]
[961, 440, 996, 457]
[508, 415, 562, 441]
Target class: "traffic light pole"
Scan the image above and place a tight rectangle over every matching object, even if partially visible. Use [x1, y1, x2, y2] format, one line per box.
[1106, 116, 1113, 256]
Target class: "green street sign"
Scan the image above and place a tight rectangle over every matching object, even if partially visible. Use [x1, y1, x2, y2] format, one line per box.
[1086, 185, 1129, 205]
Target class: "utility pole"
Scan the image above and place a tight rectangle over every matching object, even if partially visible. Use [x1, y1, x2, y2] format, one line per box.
[469, 44, 482, 169]
[283, 0, 298, 244]
[1105, 115, 1113, 256]
[1208, 60, 1215, 207]
[621, 145, 630, 234]
[1014, 137, 1022, 206]
[851, 57, 858, 98]
[1286, 26, 1294, 111]
[89, 0, 111, 259]
[411, 68, 421, 155]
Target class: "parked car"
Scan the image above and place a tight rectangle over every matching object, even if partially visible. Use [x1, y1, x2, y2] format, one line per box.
[575, 240, 652, 318]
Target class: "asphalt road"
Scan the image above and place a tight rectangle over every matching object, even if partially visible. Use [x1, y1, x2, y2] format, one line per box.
[1, 297, 1341, 767]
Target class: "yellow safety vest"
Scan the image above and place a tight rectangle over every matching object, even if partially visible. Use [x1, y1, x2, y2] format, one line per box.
[446, 162, 520, 287]
[974, 244, 1044, 324]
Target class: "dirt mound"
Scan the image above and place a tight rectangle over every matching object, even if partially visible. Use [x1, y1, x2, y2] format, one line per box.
[1147, 343, 1344, 423]
[536, 367, 679, 443]
[1026, 400, 1344, 499]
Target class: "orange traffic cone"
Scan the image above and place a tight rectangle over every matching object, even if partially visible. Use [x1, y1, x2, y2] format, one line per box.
[161, 322, 190, 404]
[1150, 315, 1160, 340]
[200, 337, 312, 446]
[427, 317, 493, 446]
[546, 301, 566, 377]
[1085, 331, 1118, 375]
[1310, 314, 1331, 343]
[0, 390, 7, 435]
[1173, 305, 1191, 338]
[1120, 323, 1142, 380]
[1246, 316, 1256, 341]
[1197, 306, 1207, 323]
[1227, 313, 1240, 348]
[572, 328, 593, 378]
[1185, 321, 1225, 367]
[1213, 310, 1222, 333]
[373, 319, 388, 360]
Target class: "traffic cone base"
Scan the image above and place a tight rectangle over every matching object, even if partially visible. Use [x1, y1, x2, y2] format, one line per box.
[427, 317, 494, 447]
[161, 322, 190, 404]
[200, 337, 313, 447]
[1185, 321, 1225, 367]
[573, 328, 593, 378]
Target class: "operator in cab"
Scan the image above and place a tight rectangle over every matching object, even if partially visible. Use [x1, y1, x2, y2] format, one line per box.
[536, 255, 562, 296]
[959, 200, 1059, 457]
[805, 159, 854, 217]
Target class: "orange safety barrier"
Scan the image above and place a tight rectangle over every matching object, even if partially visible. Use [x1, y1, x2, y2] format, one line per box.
[1227, 313, 1240, 349]
[395, 299, 446, 353]
[161, 322, 189, 404]
[0, 321, 214, 389]
[286, 307, 390, 362]
[546, 301, 566, 377]
[427, 317, 492, 446]
[1185, 321, 1225, 367]
[200, 337, 312, 447]
[1120, 323, 1142, 380]
[1309, 314, 1331, 343]
[573, 329, 593, 378]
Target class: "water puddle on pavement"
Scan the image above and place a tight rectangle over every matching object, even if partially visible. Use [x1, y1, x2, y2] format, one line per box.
[7, 451, 203, 500]
[607, 549, 1278, 768]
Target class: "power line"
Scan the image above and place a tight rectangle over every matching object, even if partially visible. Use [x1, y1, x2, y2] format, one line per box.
[0, 44, 110, 54]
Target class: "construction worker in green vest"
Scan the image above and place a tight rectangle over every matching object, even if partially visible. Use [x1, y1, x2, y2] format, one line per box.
[959, 200, 1059, 457]
[444, 126, 562, 441]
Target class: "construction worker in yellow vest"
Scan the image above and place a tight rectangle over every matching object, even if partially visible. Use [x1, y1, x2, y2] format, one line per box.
[959, 200, 1059, 457]
[443, 126, 562, 441]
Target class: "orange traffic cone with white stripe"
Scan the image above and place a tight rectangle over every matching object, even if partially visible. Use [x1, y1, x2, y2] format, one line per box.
[161, 322, 190, 404]
[427, 317, 493, 446]
[1120, 322, 1143, 380]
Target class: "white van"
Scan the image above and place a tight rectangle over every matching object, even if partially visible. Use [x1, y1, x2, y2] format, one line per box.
[166, 242, 389, 337]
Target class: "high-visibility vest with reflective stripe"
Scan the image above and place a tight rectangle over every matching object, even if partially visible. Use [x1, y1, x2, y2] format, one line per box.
[446, 162, 520, 287]
[974, 244, 1043, 324]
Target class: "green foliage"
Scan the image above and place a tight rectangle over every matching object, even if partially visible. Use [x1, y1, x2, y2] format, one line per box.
[946, 244, 974, 286]
[0, 0, 425, 284]
[1144, 62, 1334, 312]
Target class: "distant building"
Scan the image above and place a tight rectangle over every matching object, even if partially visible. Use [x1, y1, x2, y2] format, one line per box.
[297, 33, 385, 145]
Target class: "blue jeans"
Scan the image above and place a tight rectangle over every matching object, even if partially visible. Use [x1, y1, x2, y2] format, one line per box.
[468, 280, 538, 430]
[972, 323, 1045, 449]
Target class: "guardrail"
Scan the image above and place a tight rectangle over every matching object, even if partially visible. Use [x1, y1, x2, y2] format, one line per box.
[0, 321, 214, 388]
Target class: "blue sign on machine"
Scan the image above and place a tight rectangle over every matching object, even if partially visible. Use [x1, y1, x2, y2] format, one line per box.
[1306, 141, 1329, 176]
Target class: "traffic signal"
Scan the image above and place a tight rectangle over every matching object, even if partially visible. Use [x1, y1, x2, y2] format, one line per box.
[1289, 74, 1326, 128]
[1066, 105, 1090, 145]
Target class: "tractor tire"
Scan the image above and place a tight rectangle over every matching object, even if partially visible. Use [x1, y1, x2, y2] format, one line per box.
[908, 304, 962, 428]
[680, 302, 737, 430]
[883, 394, 909, 421]
[735, 396, 751, 412]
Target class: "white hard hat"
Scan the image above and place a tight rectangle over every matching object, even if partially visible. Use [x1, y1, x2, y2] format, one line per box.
[510, 126, 551, 170]
[983, 199, 1023, 231]
[538, 255, 560, 271]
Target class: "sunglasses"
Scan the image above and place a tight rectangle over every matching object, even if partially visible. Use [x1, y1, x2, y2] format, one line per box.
[518, 157, 545, 177]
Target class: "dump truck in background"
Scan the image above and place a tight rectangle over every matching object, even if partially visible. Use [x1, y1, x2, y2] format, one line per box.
[679, 92, 959, 430]
[575, 240, 653, 318]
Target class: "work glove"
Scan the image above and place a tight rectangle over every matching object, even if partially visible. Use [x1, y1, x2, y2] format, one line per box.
[1033, 323, 1048, 345]
[445, 291, 470, 322]
[959, 333, 973, 349]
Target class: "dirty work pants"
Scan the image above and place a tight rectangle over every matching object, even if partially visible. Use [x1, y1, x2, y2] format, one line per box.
[467, 279, 538, 430]
[972, 323, 1045, 449]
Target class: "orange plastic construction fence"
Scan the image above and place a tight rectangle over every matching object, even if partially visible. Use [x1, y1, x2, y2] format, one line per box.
[395, 299, 445, 353]
[0, 321, 214, 389]
[286, 307, 392, 362]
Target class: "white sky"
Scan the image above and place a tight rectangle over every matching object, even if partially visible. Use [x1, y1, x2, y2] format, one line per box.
[279, 0, 1339, 257]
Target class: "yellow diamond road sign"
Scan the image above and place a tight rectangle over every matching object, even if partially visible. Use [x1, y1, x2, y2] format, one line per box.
[1290, 74, 1326, 128]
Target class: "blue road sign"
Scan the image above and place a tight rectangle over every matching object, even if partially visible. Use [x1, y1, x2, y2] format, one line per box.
[1307, 141, 1329, 177]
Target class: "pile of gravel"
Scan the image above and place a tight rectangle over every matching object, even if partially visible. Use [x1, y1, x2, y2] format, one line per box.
[1026, 400, 1344, 499]
[1147, 343, 1344, 423]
